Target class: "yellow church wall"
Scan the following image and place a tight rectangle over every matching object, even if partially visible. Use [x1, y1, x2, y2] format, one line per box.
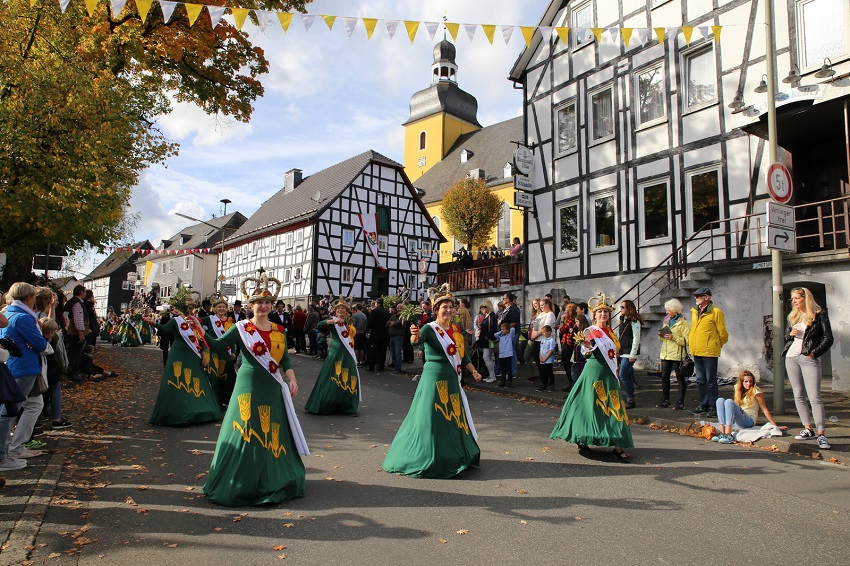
[404, 114, 480, 183]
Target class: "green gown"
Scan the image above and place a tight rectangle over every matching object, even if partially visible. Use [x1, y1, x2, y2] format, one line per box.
[203, 323, 307, 507]
[201, 316, 238, 406]
[550, 327, 634, 448]
[305, 319, 360, 415]
[139, 321, 153, 344]
[382, 323, 480, 478]
[149, 317, 222, 426]
[117, 319, 143, 347]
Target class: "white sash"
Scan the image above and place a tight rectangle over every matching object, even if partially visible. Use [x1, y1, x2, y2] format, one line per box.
[206, 315, 231, 339]
[332, 320, 361, 401]
[581, 324, 619, 377]
[236, 321, 310, 456]
[174, 315, 204, 359]
[429, 322, 478, 441]
[127, 321, 143, 343]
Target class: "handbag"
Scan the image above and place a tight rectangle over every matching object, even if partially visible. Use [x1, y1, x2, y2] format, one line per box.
[0, 363, 26, 416]
[680, 349, 695, 378]
[29, 371, 49, 397]
[687, 421, 717, 440]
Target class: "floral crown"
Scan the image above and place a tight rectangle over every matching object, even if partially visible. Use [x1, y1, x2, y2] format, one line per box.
[588, 292, 614, 312]
[207, 292, 229, 307]
[240, 267, 281, 304]
[168, 286, 202, 315]
[426, 283, 455, 307]
[331, 295, 354, 311]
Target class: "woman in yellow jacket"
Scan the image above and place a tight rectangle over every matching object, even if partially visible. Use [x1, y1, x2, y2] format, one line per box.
[657, 298, 691, 410]
[688, 288, 728, 416]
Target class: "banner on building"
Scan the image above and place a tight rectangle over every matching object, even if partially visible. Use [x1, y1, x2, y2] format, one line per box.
[357, 213, 387, 272]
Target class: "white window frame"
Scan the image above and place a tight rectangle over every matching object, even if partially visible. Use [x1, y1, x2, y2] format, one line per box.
[795, 0, 850, 70]
[419, 131, 426, 151]
[638, 180, 672, 244]
[268, 235, 276, 252]
[590, 190, 618, 252]
[556, 200, 580, 258]
[571, 0, 594, 50]
[285, 232, 293, 249]
[342, 228, 355, 247]
[555, 98, 578, 155]
[296, 230, 303, 246]
[342, 267, 353, 283]
[686, 165, 724, 235]
[407, 238, 420, 256]
[588, 85, 615, 144]
[634, 62, 666, 128]
[283, 268, 291, 283]
[681, 43, 718, 112]
[183, 256, 190, 270]
[294, 267, 302, 282]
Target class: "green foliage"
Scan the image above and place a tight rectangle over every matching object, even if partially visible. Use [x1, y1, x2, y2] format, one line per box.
[440, 177, 504, 251]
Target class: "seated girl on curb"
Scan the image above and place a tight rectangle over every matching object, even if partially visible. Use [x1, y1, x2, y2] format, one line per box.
[714, 370, 787, 444]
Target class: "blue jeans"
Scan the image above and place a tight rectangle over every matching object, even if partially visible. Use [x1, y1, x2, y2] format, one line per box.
[716, 398, 754, 428]
[0, 374, 38, 460]
[694, 355, 719, 410]
[618, 357, 636, 401]
[388, 335, 403, 371]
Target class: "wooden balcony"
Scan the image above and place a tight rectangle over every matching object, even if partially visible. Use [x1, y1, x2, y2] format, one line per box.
[436, 261, 524, 292]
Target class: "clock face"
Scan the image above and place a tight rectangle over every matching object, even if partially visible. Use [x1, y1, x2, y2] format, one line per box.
[418, 156, 427, 167]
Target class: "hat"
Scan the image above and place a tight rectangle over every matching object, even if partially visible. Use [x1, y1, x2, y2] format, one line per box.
[233, 300, 242, 307]
[208, 292, 228, 308]
[240, 267, 281, 304]
[275, 299, 284, 307]
[588, 292, 614, 312]
[693, 287, 712, 297]
[331, 296, 353, 312]
[426, 283, 456, 309]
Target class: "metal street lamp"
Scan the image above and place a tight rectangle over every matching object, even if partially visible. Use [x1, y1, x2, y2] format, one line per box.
[175, 209, 231, 296]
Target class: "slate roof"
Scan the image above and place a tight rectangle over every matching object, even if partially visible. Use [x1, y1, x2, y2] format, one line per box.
[404, 81, 482, 127]
[414, 116, 523, 204]
[227, 150, 403, 245]
[85, 240, 152, 280]
[159, 212, 247, 251]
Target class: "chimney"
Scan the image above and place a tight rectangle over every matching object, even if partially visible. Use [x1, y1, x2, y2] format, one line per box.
[468, 168, 485, 181]
[284, 169, 303, 193]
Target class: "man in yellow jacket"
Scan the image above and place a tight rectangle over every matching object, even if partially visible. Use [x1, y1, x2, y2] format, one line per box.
[689, 288, 728, 417]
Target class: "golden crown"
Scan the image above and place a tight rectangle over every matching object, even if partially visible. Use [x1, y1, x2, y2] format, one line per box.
[240, 267, 281, 303]
[331, 295, 354, 311]
[426, 283, 455, 307]
[588, 292, 614, 312]
[207, 292, 229, 307]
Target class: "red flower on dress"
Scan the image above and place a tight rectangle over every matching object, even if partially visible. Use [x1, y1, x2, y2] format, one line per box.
[215, 320, 224, 328]
[456, 364, 462, 376]
[607, 349, 616, 360]
[252, 342, 267, 357]
[180, 322, 190, 331]
[268, 361, 279, 374]
[244, 322, 256, 334]
[341, 329, 350, 338]
[587, 328, 604, 340]
[447, 344, 457, 356]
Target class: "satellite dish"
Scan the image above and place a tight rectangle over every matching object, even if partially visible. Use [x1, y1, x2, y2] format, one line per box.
[312, 190, 322, 203]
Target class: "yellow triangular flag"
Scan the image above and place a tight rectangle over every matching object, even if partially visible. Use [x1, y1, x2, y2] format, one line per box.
[278, 12, 293, 32]
[135, 0, 151, 22]
[85, 0, 98, 15]
[404, 20, 419, 43]
[520, 26, 535, 47]
[481, 24, 496, 44]
[231, 8, 249, 30]
[321, 14, 336, 31]
[445, 22, 459, 41]
[184, 3, 203, 27]
[590, 27, 603, 43]
[556, 27, 569, 44]
[682, 26, 694, 45]
[621, 27, 633, 47]
[653, 27, 665, 43]
[711, 25, 722, 42]
[362, 17, 378, 39]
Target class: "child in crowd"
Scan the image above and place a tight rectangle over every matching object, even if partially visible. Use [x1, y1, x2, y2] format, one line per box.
[41, 318, 71, 430]
[713, 370, 787, 444]
[538, 325, 557, 392]
[497, 322, 516, 388]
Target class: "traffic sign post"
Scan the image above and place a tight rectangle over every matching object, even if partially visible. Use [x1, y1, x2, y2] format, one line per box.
[766, 163, 793, 203]
[766, 201, 794, 228]
[766, 226, 796, 252]
[418, 258, 427, 274]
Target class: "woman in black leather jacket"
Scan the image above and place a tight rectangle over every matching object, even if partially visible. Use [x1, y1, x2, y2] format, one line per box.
[782, 287, 834, 450]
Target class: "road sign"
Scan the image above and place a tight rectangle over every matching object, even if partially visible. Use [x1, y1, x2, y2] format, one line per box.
[32, 255, 63, 271]
[766, 226, 796, 252]
[766, 201, 795, 229]
[513, 146, 534, 175]
[767, 163, 793, 203]
[127, 272, 138, 282]
[219, 282, 237, 295]
[514, 191, 534, 208]
[514, 174, 533, 192]
[418, 258, 428, 274]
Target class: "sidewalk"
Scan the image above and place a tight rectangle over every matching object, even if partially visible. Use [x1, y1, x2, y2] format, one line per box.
[463, 360, 850, 465]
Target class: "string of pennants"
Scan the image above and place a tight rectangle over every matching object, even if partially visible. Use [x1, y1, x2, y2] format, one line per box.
[47, 0, 725, 47]
[108, 245, 517, 257]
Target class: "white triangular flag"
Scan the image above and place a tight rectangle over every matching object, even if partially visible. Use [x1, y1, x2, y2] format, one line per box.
[301, 14, 315, 32]
[207, 5, 225, 28]
[501, 25, 514, 44]
[424, 21, 440, 40]
[576, 28, 588, 44]
[698, 26, 710, 41]
[256, 10, 274, 32]
[608, 27, 619, 42]
[637, 28, 649, 45]
[463, 24, 476, 41]
[58, 0, 71, 12]
[539, 26, 553, 42]
[110, 0, 127, 17]
[385, 20, 399, 39]
[159, 1, 177, 23]
[342, 17, 358, 37]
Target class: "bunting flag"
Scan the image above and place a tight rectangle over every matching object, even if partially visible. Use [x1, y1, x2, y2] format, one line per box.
[37, 0, 728, 47]
[357, 213, 387, 272]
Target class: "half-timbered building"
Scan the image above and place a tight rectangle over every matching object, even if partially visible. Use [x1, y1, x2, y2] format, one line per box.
[85, 241, 153, 315]
[219, 151, 443, 305]
[509, 0, 850, 388]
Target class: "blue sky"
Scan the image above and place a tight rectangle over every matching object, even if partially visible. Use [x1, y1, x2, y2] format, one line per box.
[74, 0, 552, 274]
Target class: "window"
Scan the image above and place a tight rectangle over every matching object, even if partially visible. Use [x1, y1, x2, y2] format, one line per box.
[498, 201, 511, 250]
[592, 193, 617, 249]
[284, 268, 291, 283]
[407, 238, 420, 256]
[377, 206, 390, 232]
[294, 267, 302, 281]
[558, 202, 579, 256]
[183, 256, 190, 270]
[797, 0, 849, 69]
[683, 45, 717, 109]
[378, 235, 389, 254]
[342, 267, 353, 283]
[432, 215, 440, 229]
[640, 181, 670, 242]
[636, 64, 665, 126]
[589, 87, 614, 141]
[556, 99, 578, 153]
[419, 131, 426, 151]
[571, 0, 593, 48]
[407, 274, 417, 291]
[268, 235, 276, 252]
[688, 168, 721, 232]
[343, 229, 355, 247]
[285, 232, 293, 249]
[460, 149, 473, 163]
[295, 230, 303, 246]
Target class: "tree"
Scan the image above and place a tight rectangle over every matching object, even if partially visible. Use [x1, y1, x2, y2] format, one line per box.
[440, 177, 503, 252]
[0, 0, 312, 286]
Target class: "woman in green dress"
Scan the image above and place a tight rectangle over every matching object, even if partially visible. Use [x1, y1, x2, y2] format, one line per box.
[117, 311, 144, 347]
[382, 286, 483, 478]
[305, 298, 360, 415]
[144, 308, 222, 426]
[201, 275, 309, 507]
[550, 293, 634, 462]
[200, 295, 237, 406]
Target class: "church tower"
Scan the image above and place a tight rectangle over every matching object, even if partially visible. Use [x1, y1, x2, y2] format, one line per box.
[403, 40, 482, 183]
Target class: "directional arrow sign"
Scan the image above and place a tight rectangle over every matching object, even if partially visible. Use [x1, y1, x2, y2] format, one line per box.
[766, 226, 796, 252]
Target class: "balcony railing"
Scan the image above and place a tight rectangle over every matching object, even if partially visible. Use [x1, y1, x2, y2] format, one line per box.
[436, 260, 524, 291]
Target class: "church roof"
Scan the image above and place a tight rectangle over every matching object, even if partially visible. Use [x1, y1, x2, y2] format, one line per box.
[403, 81, 482, 127]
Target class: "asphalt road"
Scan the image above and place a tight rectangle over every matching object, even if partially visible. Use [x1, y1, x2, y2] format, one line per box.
[3, 345, 848, 565]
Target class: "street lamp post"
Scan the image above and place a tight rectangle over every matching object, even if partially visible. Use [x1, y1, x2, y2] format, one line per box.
[219, 199, 231, 294]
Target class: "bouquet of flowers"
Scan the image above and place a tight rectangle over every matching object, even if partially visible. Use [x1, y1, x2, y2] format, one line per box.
[381, 293, 404, 309]
[167, 287, 199, 316]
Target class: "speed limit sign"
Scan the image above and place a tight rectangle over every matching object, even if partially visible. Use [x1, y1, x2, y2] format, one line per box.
[767, 163, 793, 204]
[418, 258, 428, 274]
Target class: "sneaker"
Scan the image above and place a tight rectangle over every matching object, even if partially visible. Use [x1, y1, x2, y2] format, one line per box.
[705, 410, 717, 419]
[31, 426, 44, 437]
[10, 448, 42, 458]
[0, 457, 27, 471]
[794, 428, 816, 440]
[52, 419, 73, 430]
[711, 434, 722, 442]
[817, 435, 831, 450]
[483, 377, 497, 383]
[718, 434, 735, 444]
[24, 439, 47, 450]
[411, 375, 419, 382]
[694, 406, 708, 413]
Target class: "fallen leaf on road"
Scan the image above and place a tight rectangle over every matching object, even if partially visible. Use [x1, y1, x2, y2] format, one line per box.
[125, 497, 138, 506]
[48, 553, 61, 558]
[74, 537, 97, 546]
[184, 486, 195, 491]
[283, 523, 294, 528]
[190, 450, 203, 455]
[456, 530, 470, 535]
[274, 545, 287, 551]
[283, 512, 294, 516]
[214, 527, 223, 532]
[137, 486, 149, 491]
[166, 543, 178, 548]
[136, 508, 149, 514]
[439, 539, 447, 544]
[516, 489, 527, 494]
[519, 520, 528, 524]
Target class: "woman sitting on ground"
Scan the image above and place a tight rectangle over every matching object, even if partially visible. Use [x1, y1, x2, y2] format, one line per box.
[713, 370, 787, 444]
